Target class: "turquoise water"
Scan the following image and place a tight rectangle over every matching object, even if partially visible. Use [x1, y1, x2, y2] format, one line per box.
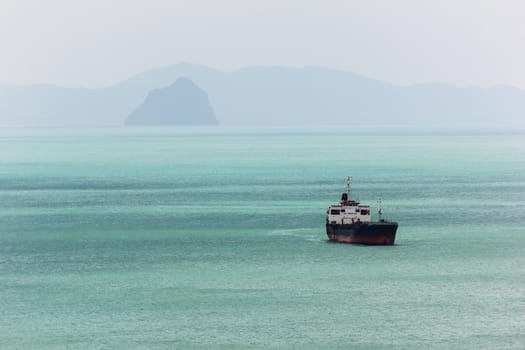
[1, 127, 524, 349]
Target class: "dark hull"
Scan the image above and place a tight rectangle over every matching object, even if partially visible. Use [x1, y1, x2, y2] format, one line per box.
[326, 221, 398, 245]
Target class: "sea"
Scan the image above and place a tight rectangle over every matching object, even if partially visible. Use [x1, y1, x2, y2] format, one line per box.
[1, 126, 524, 349]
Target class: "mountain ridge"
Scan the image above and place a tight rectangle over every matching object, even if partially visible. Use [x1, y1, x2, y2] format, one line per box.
[0, 63, 523, 127]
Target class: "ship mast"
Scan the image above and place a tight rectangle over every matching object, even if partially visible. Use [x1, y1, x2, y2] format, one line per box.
[345, 176, 351, 199]
[377, 197, 383, 221]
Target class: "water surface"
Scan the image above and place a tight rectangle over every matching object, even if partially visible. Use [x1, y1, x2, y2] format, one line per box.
[1, 127, 524, 349]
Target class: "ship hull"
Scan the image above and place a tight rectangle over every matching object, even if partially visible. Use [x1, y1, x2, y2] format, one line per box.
[326, 221, 398, 245]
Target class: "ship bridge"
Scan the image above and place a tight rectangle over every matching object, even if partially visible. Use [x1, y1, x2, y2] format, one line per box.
[327, 203, 371, 225]
[326, 177, 372, 224]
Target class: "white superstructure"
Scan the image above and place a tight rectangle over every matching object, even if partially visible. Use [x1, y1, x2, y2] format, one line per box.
[326, 176, 372, 225]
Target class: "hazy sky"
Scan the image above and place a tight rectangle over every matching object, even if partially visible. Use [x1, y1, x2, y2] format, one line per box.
[1, 0, 524, 88]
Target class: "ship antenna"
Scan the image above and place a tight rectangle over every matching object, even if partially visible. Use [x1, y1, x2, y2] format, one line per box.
[377, 196, 383, 221]
[346, 176, 351, 199]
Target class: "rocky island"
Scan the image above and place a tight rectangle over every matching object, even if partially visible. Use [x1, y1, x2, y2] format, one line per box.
[125, 77, 218, 126]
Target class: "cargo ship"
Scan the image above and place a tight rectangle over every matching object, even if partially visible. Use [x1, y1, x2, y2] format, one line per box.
[326, 176, 398, 245]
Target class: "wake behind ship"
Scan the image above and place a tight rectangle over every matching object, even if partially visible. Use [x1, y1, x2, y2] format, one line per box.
[326, 177, 398, 245]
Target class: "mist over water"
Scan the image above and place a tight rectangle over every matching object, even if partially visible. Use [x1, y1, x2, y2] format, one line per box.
[1, 127, 524, 349]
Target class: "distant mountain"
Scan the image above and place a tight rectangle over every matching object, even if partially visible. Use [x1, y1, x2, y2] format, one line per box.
[126, 78, 217, 126]
[0, 63, 524, 127]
